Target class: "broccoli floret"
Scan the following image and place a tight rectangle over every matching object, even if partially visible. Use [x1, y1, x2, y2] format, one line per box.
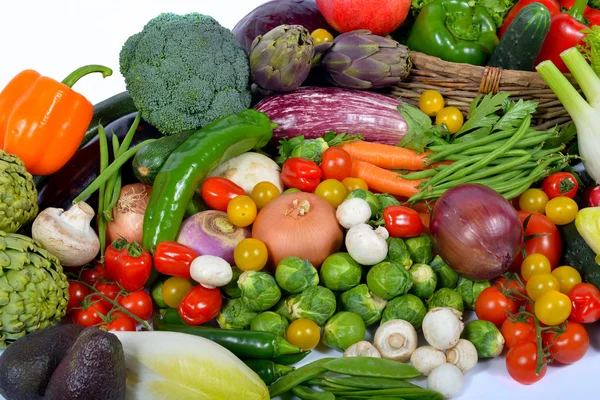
[120, 13, 251, 135]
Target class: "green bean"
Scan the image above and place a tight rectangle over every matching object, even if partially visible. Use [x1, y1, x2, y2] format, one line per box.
[459, 132, 552, 156]
[426, 127, 517, 158]
[268, 358, 335, 397]
[103, 171, 122, 221]
[323, 358, 421, 380]
[472, 169, 530, 187]
[103, 135, 122, 222]
[401, 168, 442, 180]
[333, 388, 444, 400]
[340, 397, 407, 400]
[419, 155, 486, 189]
[117, 112, 141, 157]
[97, 125, 109, 257]
[324, 376, 419, 390]
[291, 385, 336, 400]
[530, 146, 565, 159]
[317, 381, 357, 391]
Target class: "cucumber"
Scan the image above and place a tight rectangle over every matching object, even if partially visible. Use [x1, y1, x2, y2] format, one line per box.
[488, 3, 551, 71]
[132, 130, 194, 184]
[80, 91, 137, 148]
[558, 222, 600, 290]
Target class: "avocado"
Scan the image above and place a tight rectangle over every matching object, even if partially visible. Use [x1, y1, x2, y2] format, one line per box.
[0, 324, 84, 400]
[45, 327, 126, 400]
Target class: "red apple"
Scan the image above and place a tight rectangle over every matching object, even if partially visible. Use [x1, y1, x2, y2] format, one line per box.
[316, 0, 410, 35]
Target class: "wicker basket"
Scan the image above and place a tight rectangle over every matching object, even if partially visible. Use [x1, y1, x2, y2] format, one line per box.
[391, 52, 580, 130]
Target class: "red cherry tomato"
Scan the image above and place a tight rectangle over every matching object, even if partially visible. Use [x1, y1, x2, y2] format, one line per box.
[320, 147, 352, 181]
[506, 341, 547, 385]
[80, 263, 107, 286]
[72, 302, 107, 327]
[511, 211, 562, 271]
[542, 321, 589, 364]
[117, 290, 153, 320]
[568, 283, 600, 323]
[541, 172, 578, 199]
[102, 310, 137, 332]
[66, 281, 90, 313]
[584, 186, 600, 207]
[201, 177, 245, 212]
[178, 285, 223, 325]
[281, 158, 322, 192]
[493, 276, 527, 306]
[382, 206, 424, 238]
[475, 287, 517, 327]
[92, 281, 121, 311]
[501, 317, 536, 349]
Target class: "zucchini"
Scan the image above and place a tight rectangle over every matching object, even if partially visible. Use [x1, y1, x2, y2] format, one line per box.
[79, 91, 137, 148]
[558, 222, 600, 290]
[488, 3, 551, 71]
[132, 130, 194, 184]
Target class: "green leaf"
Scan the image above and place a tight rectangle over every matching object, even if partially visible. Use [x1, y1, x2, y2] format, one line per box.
[397, 104, 448, 153]
[544, 123, 577, 149]
[455, 93, 508, 136]
[324, 131, 364, 147]
[276, 135, 306, 165]
[494, 99, 538, 131]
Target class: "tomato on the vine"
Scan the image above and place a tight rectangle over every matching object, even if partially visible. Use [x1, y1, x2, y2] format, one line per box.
[435, 107, 463, 134]
[72, 302, 107, 327]
[281, 158, 322, 192]
[506, 341, 547, 385]
[521, 253, 551, 281]
[92, 281, 120, 311]
[501, 317, 536, 349]
[286, 318, 321, 350]
[519, 189, 549, 214]
[102, 310, 136, 332]
[201, 177, 245, 212]
[382, 206, 424, 238]
[314, 179, 347, 208]
[568, 283, 600, 323]
[545, 196, 578, 226]
[162, 277, 194, 308]
[551, 266, 582, 294]
[475, 287, 516, 327]
[227, 195, 257, 227]
[118, 290, 153, 321]
[419, 90, 445, 117]
[535, 290, 572, 326]
[234, 238, 268, 271]
[320, 147, 352, 181]
[526, 273, 560, 300]
[511, 211, 562, 271]
[67, 281, 90, 313]
[179, 285, 222, 326]
[541, 172, 578, 199]
[493, 276, 527, 301]
[341, 177, 368, 193]
[542, 321, 589, 364]
[250, 181, 280, 209]
[80, 263, 107, 286]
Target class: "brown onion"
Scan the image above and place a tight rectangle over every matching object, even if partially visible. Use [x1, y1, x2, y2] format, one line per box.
[430, 184, 524, 281]
[107, 183, 151, 244]
[252, 192, 344, 268]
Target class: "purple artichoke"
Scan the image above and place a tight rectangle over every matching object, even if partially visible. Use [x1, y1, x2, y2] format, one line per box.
[250, 24, 315, 92]
[321, 30, 412, 89]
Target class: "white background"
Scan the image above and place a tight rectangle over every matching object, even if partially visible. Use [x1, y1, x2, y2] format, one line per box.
[0, 1, 598, 399]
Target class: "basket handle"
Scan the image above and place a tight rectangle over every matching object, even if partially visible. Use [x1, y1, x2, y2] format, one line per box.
[479, 66, 503, 94]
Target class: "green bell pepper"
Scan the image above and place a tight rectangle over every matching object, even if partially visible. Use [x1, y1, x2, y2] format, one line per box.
[406, 0, 499, 66]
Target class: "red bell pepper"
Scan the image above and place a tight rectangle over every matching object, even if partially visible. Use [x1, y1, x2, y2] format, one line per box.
[560, 0, 600, 23]
[104, 240, 152, 292]
[105, 238, 128, 281]
[536, 0, 600, 72]
[153, 241, 198, 279]
[281, 158, 322, 192]
[499, 0, 561, 38]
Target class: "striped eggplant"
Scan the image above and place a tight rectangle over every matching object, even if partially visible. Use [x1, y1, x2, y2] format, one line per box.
[254, 86, 408, 145]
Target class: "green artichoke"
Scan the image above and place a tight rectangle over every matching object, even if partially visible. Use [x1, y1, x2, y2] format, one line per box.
[250, 24, 315, 92]
[0, 231, 69, 347]
[321, 30, 411, 89]
[0, 150, 38, 233]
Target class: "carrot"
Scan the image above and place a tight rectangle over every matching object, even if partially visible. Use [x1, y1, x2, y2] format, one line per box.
[351, 159, 424, 198]
[339, 142, 431, 170]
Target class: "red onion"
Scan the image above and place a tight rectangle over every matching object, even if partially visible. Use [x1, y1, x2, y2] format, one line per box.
[430, 184, 524, 281]
[176, 211, 250, 264]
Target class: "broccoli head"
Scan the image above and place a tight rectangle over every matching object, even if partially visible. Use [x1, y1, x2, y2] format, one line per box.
[120, 13, 252, 135]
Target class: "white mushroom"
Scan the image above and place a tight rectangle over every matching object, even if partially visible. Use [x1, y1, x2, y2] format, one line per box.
[422, 307, 464, 351]
[427, 363, 464, 399]
[345, 224, 389, 265]
[343, 341, 381, 358]
[373, 320, 418, 361]
[190, 255, 233, 288]
[336, 198, 371, 229]
[446, 339, 478, 374]
[410, 346, 447, 376]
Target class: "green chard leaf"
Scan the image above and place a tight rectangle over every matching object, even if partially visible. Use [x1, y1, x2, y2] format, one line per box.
[276, 135, 305, 165]
[398, 103, 449, 153]
[544, 123, 577, 149]
[455, 93, 508, 136]
[324, 131, 364, 147]
[494, 99, 538, 131]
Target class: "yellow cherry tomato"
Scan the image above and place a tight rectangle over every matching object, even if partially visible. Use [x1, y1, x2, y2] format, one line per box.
[534, 290, 572, 325]
[310, 28, 334, 45]
[227, 195, 257, 227]
[251, 181, 281, 209]
[314, 179, 347, 208]
[526, 273, 560, 300]
[519, 189, 549, 214]
[545, 196, 578, 225]
[162, 277, 193, 308]
[551, 266, 582, 294]
[341, 177, 368, 193]
[435, 107, 464, 134]
[286, 318, 321, 350]
[234, 238, 268, 271]
[419, 90, 445, 117]
[521, 253, 552, 281]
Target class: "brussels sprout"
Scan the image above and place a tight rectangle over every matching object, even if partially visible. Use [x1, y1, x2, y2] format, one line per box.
[430, 255, 458, 289]
[381, 294, 427, 330]
[456, 277, 492, 309]
[366, 260, 412, 300]
[462, 320, 505, 358]
[405, 234, 434, 264]
[221, 266, 243, 298]
[409, 263, 438, 299]
[339, 284, 388, 326]
[376, 193, 401, 210]
[275, 256, 319, 294]
[217, 298, 258, 330]
[250, 311, 289, 337]
[273, 295, 294, 321]
[287, 286, 337, 326]
[347, 189, 379, 218]
[290, 138, 329, 164]
[386, 237, 413, 270]
[322, 311, 367, 352]
[320, 252, 362, 292]
[427, 288, 464, 313]
[238, 270, 282, 312]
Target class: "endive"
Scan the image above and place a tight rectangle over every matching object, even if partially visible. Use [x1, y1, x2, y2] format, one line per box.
[113, 331, 269, 400]
[575, 208, 600, 262]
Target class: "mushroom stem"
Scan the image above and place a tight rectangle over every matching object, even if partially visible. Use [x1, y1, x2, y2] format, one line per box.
[388, 333, 406, 349]
[446, 348, 458, 364]
[63, 201, 95, 231]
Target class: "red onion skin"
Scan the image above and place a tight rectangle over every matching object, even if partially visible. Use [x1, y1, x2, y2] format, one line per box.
[430, 184, 524, 281]
[176, 210, 250, 264]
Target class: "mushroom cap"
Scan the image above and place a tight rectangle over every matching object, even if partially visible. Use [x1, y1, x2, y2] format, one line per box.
[374, 319, 418, 361]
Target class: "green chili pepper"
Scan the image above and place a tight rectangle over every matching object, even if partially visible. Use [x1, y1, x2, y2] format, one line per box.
[269, 358, 336, 398]
[142, 109, 275, 251]
[153, 319, 301, 359]
[292, 385, 335, 400]
[406, 0, 499, 66]
[323, 357, 422, 379]
[242, 359, 294, 385]
[272, 351, 312, 365]
[157, 308, 186, 325]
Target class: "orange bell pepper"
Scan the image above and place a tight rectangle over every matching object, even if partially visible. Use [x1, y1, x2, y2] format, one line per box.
[0, 65, 112, 175]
